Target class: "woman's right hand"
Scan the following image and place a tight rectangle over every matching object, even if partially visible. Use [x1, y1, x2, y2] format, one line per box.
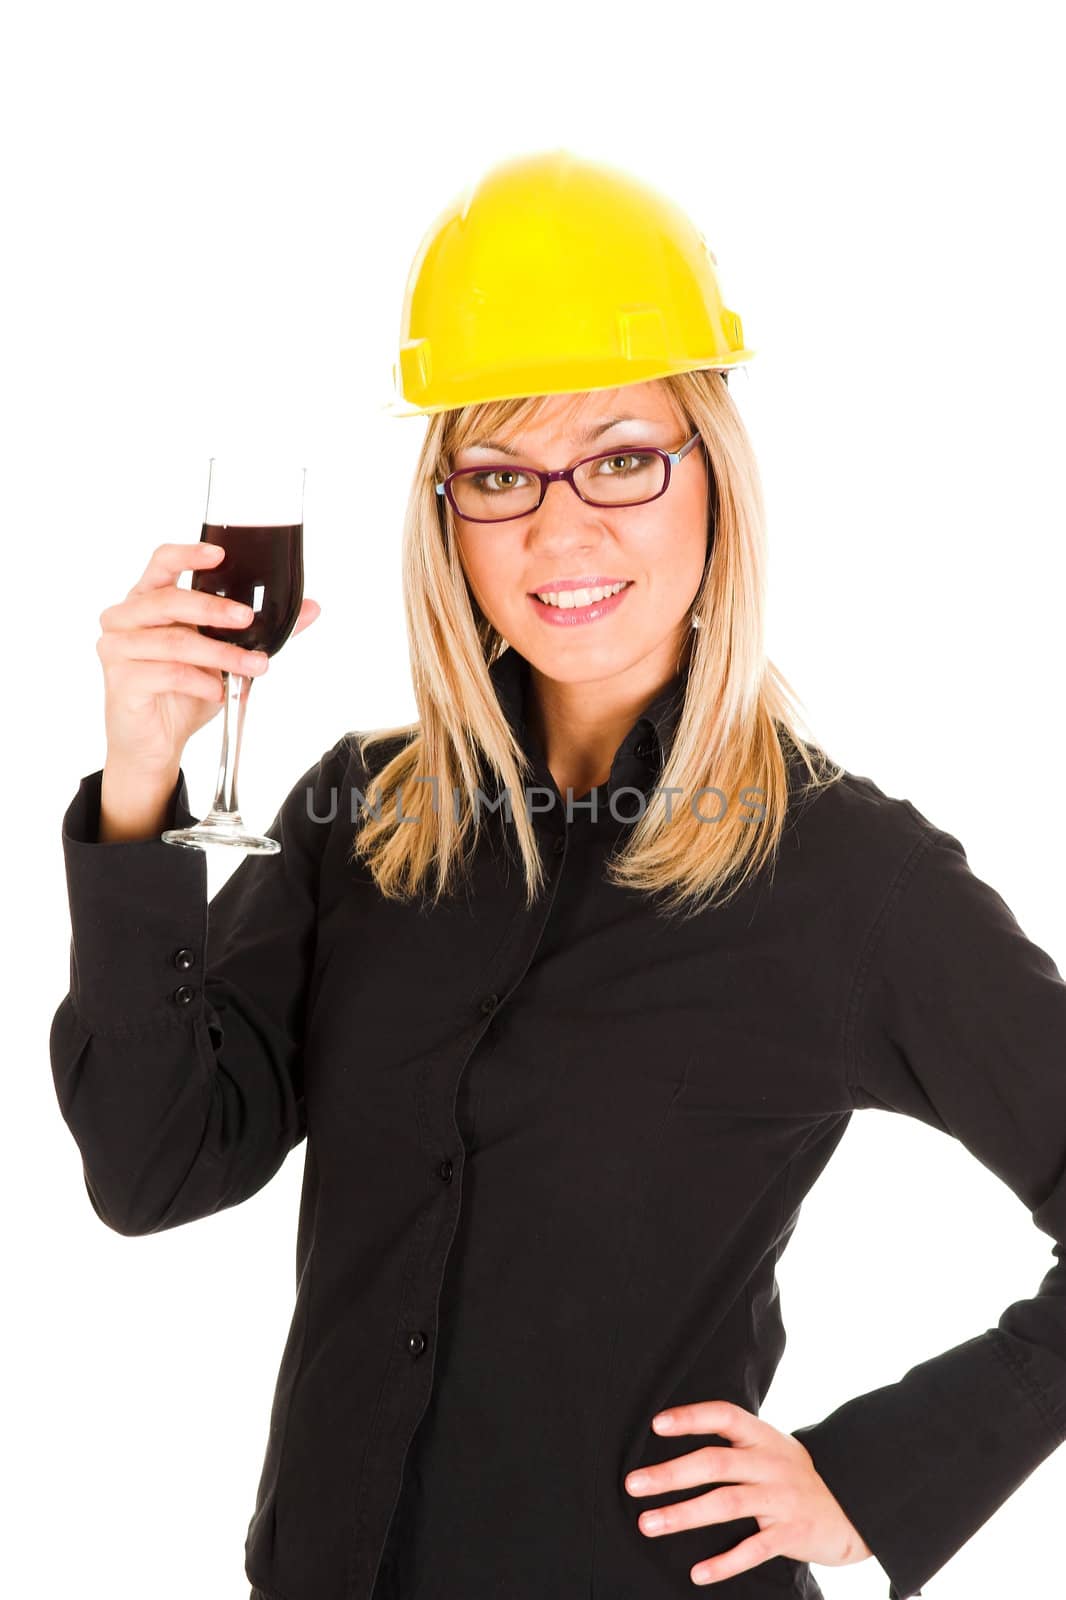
[97, 540, 321, 781]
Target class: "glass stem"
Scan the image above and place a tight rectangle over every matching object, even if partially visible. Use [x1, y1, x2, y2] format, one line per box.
[208, 670, 252, 819]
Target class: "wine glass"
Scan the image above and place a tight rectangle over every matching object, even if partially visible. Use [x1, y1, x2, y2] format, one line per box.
[161, 454, 305, 855]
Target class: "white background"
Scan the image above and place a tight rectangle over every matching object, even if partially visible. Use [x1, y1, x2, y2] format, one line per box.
[4, 2, 1065, 1596]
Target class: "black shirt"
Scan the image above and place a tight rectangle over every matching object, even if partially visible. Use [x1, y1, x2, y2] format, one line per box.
[50, 645, 1066, 1600]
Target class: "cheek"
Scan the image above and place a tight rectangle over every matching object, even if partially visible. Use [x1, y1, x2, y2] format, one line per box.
[642, 504, 709, 592]
[677, 493, 713, 582]
[457, 538, 518, 619]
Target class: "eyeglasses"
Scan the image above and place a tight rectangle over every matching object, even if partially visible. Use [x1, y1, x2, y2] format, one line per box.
[435, 432, 704, 524]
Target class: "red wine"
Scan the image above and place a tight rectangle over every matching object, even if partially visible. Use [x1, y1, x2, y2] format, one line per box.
[192, 522, 304, 657]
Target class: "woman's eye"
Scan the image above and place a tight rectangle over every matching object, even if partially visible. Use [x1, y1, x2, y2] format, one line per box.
[597, 452, 653, 474]
[470, 470, 529, 494]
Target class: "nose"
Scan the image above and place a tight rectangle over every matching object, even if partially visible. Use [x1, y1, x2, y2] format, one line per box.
[526, 473, 607, 546]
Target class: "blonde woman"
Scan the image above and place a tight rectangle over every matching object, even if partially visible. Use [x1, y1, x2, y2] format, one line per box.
[51, 150, 1066, 1600]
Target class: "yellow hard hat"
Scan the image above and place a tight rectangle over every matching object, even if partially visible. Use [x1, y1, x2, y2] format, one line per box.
[382, 147, 754, 418]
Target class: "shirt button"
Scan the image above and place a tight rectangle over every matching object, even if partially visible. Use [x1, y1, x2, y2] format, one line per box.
[552, 836, 565, 855]
[634, 738, 657, 761]
[173, 948, 196, 971]
[173, 985, 195, 1006]
[480, 994, 499, 1016]
[438, 1159, 453, 1183]
[408, 1331, 427, 1358]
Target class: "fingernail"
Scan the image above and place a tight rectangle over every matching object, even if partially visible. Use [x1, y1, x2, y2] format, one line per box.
[653, 1413, 674, 1431]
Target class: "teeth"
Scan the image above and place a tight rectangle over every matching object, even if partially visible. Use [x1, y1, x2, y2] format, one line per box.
[535, 581, 629, 608]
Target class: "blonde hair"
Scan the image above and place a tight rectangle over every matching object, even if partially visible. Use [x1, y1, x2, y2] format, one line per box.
[347, 370, 843, 920]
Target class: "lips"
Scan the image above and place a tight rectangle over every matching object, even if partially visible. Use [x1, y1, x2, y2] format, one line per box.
[526, 581, 633, 627]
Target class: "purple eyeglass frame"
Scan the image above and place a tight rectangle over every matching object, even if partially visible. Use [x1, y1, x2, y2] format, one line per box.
[435, 432, 704, 524]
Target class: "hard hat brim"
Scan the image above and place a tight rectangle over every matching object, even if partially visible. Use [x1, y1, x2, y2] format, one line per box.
[379, 352, 756, 419]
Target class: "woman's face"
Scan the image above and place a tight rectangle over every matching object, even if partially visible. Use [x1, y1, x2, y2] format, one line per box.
[450, 380, 710, 691]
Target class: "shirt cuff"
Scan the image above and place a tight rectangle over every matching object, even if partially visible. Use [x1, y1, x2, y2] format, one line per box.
[60, 768, 209, 1034]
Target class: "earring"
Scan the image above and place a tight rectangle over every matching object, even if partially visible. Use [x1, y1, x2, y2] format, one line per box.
[691, 610, 703, 630]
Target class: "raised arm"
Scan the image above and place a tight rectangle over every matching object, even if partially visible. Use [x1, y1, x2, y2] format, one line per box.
[49, 736, 350, 1236]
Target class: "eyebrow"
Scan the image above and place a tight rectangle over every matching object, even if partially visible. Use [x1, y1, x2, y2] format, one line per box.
[463, 414, 659, 457]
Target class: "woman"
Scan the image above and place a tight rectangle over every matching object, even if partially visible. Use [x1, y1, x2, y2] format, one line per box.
[50, 150, 1066, 1600]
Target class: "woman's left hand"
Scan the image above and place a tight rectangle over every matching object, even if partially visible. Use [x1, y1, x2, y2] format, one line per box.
[624, 1399, 873, 1586]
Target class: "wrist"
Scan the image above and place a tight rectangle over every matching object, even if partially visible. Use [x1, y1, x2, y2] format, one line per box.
[99, 759, 182, 843]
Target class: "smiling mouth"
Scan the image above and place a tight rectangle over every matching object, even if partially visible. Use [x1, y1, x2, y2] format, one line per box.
[530, 580, 633, 609]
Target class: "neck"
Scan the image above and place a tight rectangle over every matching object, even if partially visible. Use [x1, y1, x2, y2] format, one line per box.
[526, 628, 692, 800]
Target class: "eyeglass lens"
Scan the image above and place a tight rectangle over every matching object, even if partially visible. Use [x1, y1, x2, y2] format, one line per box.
[449, 449, 667, 521]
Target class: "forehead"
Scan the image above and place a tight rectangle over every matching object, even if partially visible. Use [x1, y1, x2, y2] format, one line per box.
[466, 381, 682, 452]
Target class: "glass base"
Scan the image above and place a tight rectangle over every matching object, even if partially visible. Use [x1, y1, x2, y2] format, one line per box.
[161, 813, 281, 855]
